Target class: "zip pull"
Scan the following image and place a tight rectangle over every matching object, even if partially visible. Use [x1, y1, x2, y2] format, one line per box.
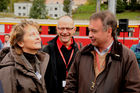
[90, 82, 95, 90]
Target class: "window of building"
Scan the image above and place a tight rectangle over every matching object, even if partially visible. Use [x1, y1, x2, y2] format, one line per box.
[23, 6, 26, 9]
[23, 13, 26, 16]
[18, 6, 21, 9]
[18, 13, 21, 16]
[55, 14, 57, 17]
[55, 7, 58, 10]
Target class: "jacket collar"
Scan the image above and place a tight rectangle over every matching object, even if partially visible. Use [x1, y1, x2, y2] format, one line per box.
[81, 40, 122, 61]
[57, 37, 73, 50]
[0, 47, 49, 87]
[0, 47, 10, 62]
[48, 35, 78, 49]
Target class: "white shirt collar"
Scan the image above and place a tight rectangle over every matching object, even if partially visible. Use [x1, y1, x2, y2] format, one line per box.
[94, 41, 114, 56]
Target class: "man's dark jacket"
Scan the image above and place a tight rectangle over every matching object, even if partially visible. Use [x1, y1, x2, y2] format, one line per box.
[64, 39, 140, 93]
[43, 36, 81, 93]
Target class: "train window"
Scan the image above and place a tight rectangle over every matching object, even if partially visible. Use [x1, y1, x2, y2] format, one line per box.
[39, 26, 42, 34]
[48, 26, 56, 35]
[0, 24, 5, 33]
[128, 28, 134, 37]
[116, 28, 120, 36]
[86, 27, 89, 36]
[116, 27, 134, 37]
[75, 27, 79, 36]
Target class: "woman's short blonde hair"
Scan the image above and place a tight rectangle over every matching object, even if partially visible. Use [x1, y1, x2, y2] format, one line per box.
[10, 20, 40, 54]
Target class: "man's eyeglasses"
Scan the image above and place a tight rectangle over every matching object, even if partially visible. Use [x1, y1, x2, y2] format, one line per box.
[57, 27, 74, 31]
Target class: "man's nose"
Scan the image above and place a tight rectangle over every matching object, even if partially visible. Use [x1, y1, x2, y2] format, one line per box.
[63, 28, 67, 33]
[36, 34, 41, 39]
[89, 31, 92, 37]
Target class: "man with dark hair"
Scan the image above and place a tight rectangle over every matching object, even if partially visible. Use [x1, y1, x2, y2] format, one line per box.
[43, 16, 82, 93]
[64, 11, 140, 93]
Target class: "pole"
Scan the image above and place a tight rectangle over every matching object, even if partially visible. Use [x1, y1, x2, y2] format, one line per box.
[10, 0, 12, 12]
[96, 0, 100, 12]
[108, 0, 116, 15]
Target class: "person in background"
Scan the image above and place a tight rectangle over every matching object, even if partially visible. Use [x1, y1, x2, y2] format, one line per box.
[130, 41, 140, 68]
[0, 39, 3, 50]
[0, 20, 49, 93]
[3, 34, 10, 48]
[43, 16, 82, 93]
[64, 11, 140, 93]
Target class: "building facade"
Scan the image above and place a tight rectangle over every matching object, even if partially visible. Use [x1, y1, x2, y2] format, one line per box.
[46, 2, 66, 18]
[14, 2, 32, 17]
[14, 2, 66, 18]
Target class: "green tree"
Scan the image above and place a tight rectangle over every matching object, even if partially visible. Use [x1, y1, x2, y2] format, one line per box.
[63, 0, 72, 15]
[116, 0, 125, 13]
[29, 0, 47, 19]
[130, 0, 137, 10]
[0, 0, 10, 12]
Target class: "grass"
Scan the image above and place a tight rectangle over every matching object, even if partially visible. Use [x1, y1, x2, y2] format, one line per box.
[0, 12, 15, 18]
[72, 3, 108, 20]
[72, 4, 96, 20]
[72, 13, 92, 20]
[116, 11, 140, 20]
[72, 3, 140, 20]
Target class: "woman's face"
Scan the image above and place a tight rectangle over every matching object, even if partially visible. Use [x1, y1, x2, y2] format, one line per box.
[18, 25, 41, 54]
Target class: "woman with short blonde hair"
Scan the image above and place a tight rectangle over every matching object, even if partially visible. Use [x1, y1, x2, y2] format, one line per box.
[0, 20, 49, 93]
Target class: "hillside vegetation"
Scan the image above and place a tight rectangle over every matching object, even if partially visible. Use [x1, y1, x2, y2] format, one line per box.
[72, 1, 140, 20]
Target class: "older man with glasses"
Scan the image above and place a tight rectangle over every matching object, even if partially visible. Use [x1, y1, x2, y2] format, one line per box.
[43, 16, 82, 93]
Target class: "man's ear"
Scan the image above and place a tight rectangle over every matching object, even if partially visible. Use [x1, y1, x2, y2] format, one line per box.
[17, 41, 24, 48]
[108, 27, 112, 35]
[73, 27, 76, 33]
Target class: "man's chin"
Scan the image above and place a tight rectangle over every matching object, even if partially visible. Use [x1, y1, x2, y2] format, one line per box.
[91, 42, 96, 46]
[61, 39, 69, 43]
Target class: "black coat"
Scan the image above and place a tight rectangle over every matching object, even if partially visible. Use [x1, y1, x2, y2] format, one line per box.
[43, 36, 81, 93]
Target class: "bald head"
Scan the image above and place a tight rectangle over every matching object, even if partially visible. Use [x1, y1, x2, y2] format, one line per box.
[56, 16, 76, 45]
[57, 16, 74, 27]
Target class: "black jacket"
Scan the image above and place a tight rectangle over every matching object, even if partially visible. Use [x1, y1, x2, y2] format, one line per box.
[43, 36, 81, 93]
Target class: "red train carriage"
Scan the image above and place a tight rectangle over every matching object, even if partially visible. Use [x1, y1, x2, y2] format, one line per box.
[0, 19, 139, 48]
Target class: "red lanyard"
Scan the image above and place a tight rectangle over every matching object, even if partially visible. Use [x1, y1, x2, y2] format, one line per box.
[95, 48, 111, 72]
[95, 52, 101, 71]
[57, 43, 74, 76]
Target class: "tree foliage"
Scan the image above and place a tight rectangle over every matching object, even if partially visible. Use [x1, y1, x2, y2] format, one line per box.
[63, 0, 72, 15]
[116, 0, 125, 13]
[29, 0, 47, 19]
[0, 0, 10, 12]
[130, 0, 137, 10]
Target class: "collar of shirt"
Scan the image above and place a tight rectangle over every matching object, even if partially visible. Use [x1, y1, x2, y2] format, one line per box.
[94, 41, 114, 56]
[57, 37, 73, 50]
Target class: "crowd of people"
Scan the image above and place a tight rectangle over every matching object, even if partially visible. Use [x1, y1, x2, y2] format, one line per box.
[0, 10, 140, 93]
